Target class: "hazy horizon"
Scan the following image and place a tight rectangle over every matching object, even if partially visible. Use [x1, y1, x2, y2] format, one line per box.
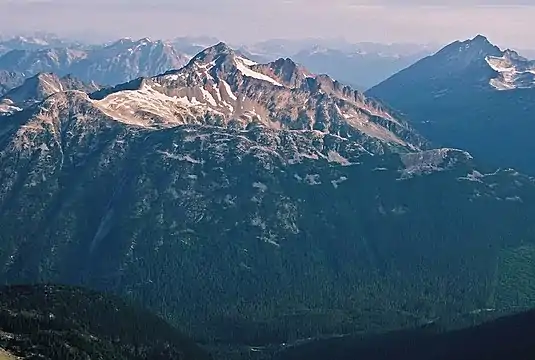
[0, 1, 534, 51]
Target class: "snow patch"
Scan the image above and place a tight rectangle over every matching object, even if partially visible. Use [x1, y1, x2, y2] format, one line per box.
[331, 176, 348, 189]
[221, 80, 237, 100]
[238, 57, 258, 66]
[200, 87, 218, 106]
[486, 52, 535, 90]
[235, 57, 282, 86]
[165, 74, 180, 81]
[304, 174, 321, 185]
[327, 150, 350, 165]
[157, 151, 204, 164]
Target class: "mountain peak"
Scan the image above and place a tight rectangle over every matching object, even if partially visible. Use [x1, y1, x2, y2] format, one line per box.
[471, 34, 491, 44]
[262, 57, 313, 87]
[204, 42, 235, 56]
[187, 42, 237, 68]
[428, 35, 502, 70]
[1, 72, 99, 110]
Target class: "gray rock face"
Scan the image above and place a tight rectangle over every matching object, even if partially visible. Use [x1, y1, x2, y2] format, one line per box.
[1, 43, 535, 344]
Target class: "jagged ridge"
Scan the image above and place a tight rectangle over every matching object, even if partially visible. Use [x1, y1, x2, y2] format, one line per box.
[90, 42, 426, 154]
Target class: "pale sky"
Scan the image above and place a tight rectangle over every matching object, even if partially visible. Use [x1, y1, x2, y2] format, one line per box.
[0, 0, 534, 49]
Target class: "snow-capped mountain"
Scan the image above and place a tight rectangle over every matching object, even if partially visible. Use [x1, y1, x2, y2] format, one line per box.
[1, 41, 535, 346]
[368, 35, 535, 174]
[90, 42, 425, 153]
[0, 38, 188, 86]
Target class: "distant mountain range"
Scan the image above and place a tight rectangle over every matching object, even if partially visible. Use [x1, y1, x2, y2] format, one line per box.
[0, 32, 83, 55]
[0, 34, 439, 93]
[0, 37, 188, 87]
[1, 40, 535, 356]
[4, 33, 533, 95]
[368, 35, 535, 174]
[235, 39, 437, 90]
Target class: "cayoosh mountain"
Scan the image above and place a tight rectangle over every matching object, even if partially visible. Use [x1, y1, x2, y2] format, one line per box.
[368, 35, 535, 175]
[1, 43, 535, 349]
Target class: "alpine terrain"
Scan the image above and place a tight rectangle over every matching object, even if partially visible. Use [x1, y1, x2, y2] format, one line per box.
[1, 42, 535, 357]
[0, 72, 99, 113]
[368, 35, 535, 174]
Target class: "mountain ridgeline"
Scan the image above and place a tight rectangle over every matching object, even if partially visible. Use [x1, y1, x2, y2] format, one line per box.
[368, 35, 535, 175]
[0, 72, 99, 113]
[0, 41, 535, 353]
[0, 34, 436, 96]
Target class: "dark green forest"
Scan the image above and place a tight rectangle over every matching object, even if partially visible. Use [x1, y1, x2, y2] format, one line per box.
[0, 284, 210, 360]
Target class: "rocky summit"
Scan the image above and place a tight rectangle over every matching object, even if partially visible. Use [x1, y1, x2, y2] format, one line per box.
[0, 43, 535, 349]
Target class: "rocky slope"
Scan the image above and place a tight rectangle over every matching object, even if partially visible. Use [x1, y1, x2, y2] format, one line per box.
[0, 38, 188, 86]
[0, 72, 99, 113]
[367, 35, 535, 174]
[0, 43, 535, 349]
[0, 70, 26, 97]
[486, 50, 535, 90]
[0, 284, 210, 360]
